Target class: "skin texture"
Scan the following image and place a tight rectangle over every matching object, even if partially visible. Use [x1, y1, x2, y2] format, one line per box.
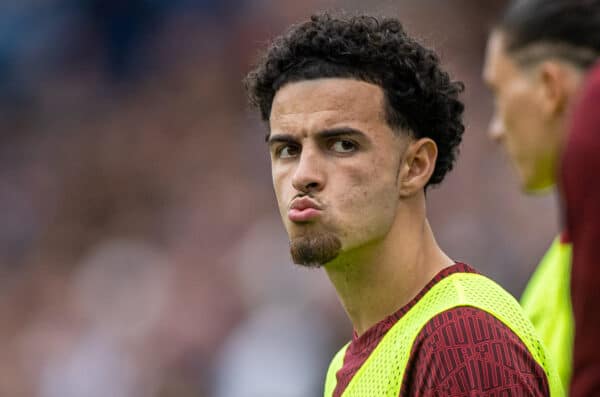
[268, 78, 453, 335]
[482, 31, 582, 193]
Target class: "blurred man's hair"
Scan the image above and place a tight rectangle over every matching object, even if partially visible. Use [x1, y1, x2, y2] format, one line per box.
[497, 0, 600, 69]
[244, 13, 465, 188]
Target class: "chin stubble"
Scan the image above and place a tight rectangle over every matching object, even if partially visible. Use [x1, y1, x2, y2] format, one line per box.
[289, 233, 342, 268]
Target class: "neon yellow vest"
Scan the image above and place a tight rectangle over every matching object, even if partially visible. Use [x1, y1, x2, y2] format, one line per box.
[324, 272, 563, 396]
[520, 237, 573, 389]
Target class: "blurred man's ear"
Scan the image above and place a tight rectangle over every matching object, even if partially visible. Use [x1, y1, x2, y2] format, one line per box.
[537, 61, 573, 117]
[398, 138, 437, 197]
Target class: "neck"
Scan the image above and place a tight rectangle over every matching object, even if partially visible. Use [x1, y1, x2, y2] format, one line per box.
[324, 197, 453, 336]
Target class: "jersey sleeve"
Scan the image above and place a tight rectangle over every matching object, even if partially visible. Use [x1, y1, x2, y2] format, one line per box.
[560, 62, 600, 397]
[400, 307, 549, 396]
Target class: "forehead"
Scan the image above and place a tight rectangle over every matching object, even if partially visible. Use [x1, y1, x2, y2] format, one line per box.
[269, 78, 387, 134]
[483, 31, 518, 85]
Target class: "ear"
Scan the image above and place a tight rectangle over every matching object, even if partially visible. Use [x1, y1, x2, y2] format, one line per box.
[398, 138, 438, 197]
[537, 61, 569, 117]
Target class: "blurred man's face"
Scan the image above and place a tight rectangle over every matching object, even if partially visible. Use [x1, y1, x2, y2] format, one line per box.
[268, 78, 408, 267]
[483, 31, 559, 192]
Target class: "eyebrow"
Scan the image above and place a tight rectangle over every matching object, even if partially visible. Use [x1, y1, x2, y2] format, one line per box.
[319, 127, 368, 140]
[267, 134, 297, 147]
[267, 127, 368, 146]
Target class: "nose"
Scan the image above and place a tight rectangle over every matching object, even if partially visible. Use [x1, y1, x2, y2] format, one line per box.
[291, 149, 325, 193]
[488, 113, 505, 143]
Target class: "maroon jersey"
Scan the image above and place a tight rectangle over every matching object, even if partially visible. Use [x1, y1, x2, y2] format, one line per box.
[561, 61, 600, 397]
[332, 263, 549, 396]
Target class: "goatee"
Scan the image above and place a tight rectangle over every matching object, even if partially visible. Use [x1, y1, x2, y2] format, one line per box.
[289, 232, 342, 267]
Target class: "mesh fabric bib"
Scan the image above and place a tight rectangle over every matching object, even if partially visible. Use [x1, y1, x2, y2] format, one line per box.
[520, 237, 573, 388]
[324, 272, 563, 396]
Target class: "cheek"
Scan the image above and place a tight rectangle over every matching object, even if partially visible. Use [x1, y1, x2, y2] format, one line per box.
[505, 103, 537, 149]
[335, 159, 399, 230]
[339, 158, 388, 199]
[271, 167, 291, 210]
[498, 97, 528, 150]
[498, 92, 519, 130]
[502, 85, 539, 131]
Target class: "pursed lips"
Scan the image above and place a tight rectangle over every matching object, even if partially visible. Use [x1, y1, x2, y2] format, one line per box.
[288, 196, 322, 222]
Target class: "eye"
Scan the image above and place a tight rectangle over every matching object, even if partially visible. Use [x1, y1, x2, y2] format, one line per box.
[277, 144, 300, 159]
[330, 139, 357, 153]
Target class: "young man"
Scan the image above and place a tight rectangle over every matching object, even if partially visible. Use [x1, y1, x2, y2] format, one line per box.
[561, 61, 600, 397]
[482, 0, 600, 393]
[246, 14, 560, 396]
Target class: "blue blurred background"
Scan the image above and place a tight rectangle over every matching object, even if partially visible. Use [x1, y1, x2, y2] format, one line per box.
[0, 1, 561, 396]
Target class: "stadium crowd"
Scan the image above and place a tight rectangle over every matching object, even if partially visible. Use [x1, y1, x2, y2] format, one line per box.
[0, 1, 564, 396]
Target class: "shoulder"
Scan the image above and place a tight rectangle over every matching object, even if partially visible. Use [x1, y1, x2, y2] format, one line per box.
[571, 62, 600, 132]
[586, 62, 600, 86]
[577, 62, 600, 117]
[562, 62, 600, 212]
[400, 306, 550, 396]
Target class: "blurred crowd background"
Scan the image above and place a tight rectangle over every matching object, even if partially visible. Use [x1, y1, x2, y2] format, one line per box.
[0, 1, 561, 396]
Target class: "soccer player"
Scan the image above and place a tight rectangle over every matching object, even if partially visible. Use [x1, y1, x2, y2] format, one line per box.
[482, 0, 600, 392]
[561, 60, 600, 397]
[245, 13, 561, 396]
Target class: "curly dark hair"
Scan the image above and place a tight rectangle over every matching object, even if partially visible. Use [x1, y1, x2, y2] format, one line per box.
[244, 13, 465, 187]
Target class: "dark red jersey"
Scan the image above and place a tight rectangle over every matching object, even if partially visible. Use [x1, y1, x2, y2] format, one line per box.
[561, 61, 600, 397]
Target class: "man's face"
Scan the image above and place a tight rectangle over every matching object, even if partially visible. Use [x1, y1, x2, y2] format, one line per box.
[483, 31, 558, 192]
[268, 78, 408, 267]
